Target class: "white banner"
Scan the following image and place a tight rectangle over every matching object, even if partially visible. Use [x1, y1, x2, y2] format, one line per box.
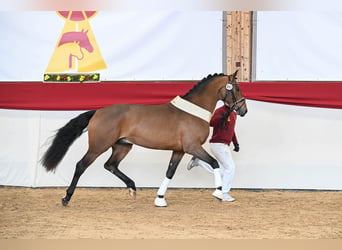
[0, 11, 222, 81]
[255, 11, 342, 81]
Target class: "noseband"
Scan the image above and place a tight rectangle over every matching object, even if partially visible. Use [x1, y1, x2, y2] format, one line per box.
[223, 82, 246, 112]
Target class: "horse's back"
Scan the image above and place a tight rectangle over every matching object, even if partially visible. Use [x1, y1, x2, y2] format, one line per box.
[95, 102, 173, 123]
[87, 103, 177, 149]
[87, 102, 208, 152]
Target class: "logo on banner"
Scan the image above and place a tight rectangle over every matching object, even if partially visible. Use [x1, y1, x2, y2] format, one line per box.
[45, 11, 106, 77]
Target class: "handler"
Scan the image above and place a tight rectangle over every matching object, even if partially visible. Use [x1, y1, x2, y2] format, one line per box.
[187, 103, 239, 202]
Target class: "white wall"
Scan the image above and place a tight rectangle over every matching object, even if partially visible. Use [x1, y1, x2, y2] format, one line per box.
[1, 100, 341, 190]
[233, 100, 342, 190]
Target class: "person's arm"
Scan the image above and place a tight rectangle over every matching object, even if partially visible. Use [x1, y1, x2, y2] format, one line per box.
[209, 108, 224, 127]
[232, 132, 239, 152]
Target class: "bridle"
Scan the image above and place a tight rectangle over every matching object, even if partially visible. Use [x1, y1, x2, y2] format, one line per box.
[222, 81, 246, 112]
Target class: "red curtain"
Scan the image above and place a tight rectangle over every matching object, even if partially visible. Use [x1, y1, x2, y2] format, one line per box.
[1, 81, 342, 110]
[0, 82, 195, 110]
[240, 81, 342, 109]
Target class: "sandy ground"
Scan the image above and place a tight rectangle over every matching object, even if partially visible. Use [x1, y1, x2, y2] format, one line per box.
[0, 187, 341, 239]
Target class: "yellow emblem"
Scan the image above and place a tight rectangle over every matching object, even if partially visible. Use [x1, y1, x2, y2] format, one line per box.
[46, 11, 106, 73]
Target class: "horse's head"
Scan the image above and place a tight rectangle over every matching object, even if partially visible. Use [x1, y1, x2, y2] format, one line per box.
[59, 30, 94, 53]
[219, 70, 248, 117]
[78, 30, 94, 53]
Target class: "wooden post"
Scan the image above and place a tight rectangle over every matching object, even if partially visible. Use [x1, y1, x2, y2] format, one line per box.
[225, 11, 252, 81]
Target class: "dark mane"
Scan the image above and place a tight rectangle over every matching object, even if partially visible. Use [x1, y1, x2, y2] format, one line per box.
[182, 73, 226, 98]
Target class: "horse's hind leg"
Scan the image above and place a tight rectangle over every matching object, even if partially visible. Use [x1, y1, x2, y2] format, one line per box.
[104, 142, 136, 197]
[155, 150, 184, 207]
[62, 151, 99, 206]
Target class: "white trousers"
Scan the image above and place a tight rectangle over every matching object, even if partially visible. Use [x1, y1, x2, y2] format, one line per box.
[197, 143, 236, 193]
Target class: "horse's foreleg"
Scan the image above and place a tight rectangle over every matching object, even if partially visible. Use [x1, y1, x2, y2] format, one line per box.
[62, 151, 98, 206]
[104, 143, 136, 198]
[154, 151, 184, 207]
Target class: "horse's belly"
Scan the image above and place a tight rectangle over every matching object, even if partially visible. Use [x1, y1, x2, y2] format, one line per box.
[128, 130, 183, 151]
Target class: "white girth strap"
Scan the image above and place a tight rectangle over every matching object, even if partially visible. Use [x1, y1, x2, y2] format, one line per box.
[170, 96, 212, 123]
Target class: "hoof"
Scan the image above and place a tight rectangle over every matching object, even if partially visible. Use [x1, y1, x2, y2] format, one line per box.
[154, 196, 167, 207]
[61, 197, 69, 206]
[129, 188, 136, 199]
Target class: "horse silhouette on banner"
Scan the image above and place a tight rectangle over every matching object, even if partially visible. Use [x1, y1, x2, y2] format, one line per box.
[46, 11, 106, 73]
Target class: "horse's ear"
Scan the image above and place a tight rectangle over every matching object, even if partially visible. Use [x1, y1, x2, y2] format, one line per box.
[233, 69, 239, 78]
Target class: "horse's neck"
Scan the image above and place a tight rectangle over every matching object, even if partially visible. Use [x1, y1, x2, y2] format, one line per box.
[184, 76, 227, 113]
[187, 94, 218, 114]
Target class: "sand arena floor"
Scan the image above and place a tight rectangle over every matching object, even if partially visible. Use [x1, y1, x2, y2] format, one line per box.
[0, 187, 341, 239]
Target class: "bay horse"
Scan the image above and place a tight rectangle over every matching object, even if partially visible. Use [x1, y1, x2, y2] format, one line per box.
[41, 71, 247, 207]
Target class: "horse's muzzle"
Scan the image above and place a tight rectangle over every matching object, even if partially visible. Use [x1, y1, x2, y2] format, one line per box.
[237, 105, 248, 117]
[239, 108, 248, 117]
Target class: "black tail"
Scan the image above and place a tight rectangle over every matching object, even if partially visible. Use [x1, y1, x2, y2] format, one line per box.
[41, 110, 96, 172]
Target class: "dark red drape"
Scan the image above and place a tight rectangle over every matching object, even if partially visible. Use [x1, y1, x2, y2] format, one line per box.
[0, 81, 195, 110]
[0, 81, 342, 110]
[240, 81, 342, 109]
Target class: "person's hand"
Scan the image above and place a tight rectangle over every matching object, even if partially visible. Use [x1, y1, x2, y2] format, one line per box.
[233, 143, 240, 152]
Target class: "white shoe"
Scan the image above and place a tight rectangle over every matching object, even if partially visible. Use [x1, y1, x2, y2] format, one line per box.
[222, 193, 235, 202]
[212, 189, 223, 200]
[187, 157, 199, 170]
[154, 196, 168, 207]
